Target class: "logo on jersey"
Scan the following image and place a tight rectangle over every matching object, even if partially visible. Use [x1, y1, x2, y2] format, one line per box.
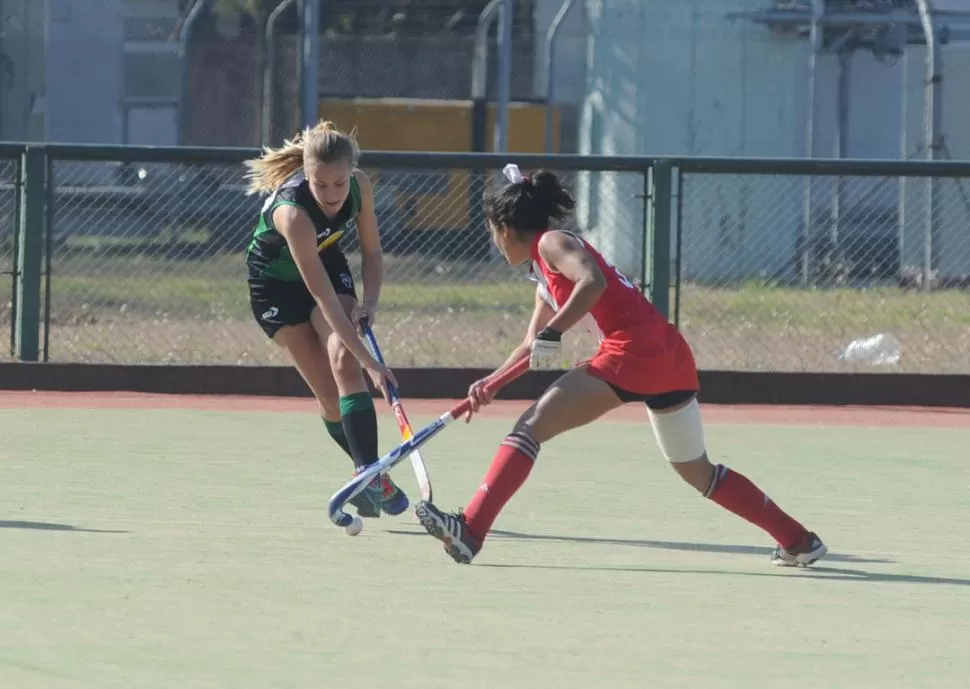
[317, 229, 344, 252]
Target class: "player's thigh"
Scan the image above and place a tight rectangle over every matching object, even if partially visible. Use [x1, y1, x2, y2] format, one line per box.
[309, 294, 367, 396]
[310, 249, 359, 349]
[273, 322, 341, 413]
[646, 393, 712, 489]
[310, 294, 359, 360]
[251, 278, 340, 408]
[514, 366, 625, 444]
[309, 293, 356, 333]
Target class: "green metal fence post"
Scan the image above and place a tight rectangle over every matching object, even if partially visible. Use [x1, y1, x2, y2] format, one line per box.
[15, 146, 46, 362]
[640, 165, 651, 295]
[648, 159, 673, 319]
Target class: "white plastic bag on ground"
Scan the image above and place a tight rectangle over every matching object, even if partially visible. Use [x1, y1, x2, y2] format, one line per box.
[839, 333, 902, 366]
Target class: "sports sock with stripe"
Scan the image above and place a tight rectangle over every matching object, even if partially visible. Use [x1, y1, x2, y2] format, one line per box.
[463, 431, 539, 545]
[339, 392, 379, 469]
[323, 417, 353, 462]
[705, 464, 808, 549]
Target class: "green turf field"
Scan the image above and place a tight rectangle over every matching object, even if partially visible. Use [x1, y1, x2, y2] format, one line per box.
[1, 407, 968, 689]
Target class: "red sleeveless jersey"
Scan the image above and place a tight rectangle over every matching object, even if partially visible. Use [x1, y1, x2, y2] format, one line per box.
[528, 230, 665, 338]
[527, 230, 700, 396]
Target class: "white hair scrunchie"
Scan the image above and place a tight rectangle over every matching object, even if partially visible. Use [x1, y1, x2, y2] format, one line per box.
[502, 163, 525, 184]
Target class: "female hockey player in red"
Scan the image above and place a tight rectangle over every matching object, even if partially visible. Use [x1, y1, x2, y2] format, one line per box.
[414, 164, 827, 567]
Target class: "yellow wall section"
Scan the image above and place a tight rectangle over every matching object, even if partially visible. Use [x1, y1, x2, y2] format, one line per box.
[319, 98, 560, 232]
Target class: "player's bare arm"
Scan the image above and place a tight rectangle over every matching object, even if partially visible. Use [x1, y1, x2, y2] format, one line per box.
[354, 170, 383, 323]
[273, 204, 384, 374]
[536, 230, 607, 334]
[466, 287, 554, 421]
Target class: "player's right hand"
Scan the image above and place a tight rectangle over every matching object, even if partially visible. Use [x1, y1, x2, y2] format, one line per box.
[365, 361, 398, 401]
[464, 377, 494, 423]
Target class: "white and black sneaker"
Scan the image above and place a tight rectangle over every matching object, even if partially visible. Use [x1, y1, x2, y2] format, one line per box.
[771, 531, 828, 567]
[414, 501, 482, 564]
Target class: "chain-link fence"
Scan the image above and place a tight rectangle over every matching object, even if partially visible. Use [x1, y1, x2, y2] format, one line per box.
[20, 147, 970, 374]
[47, 158, 258, 365]
[675, 169, 970, 374]
[0, 157, 20, 360]
[40, 151, 646, 367]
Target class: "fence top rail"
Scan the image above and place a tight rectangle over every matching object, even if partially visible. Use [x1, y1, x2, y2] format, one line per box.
[0, 142, 27, 157]
[671, 156, 970, 177]
[42, 143, 260, 164]
[11, 142, 970, 177]
[37, 144, 655, 172]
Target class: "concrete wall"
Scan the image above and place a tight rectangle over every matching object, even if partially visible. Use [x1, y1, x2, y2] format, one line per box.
[0, 0, 124, 143]
[0, 0, 46, 140]
[45, 0, 124, 144]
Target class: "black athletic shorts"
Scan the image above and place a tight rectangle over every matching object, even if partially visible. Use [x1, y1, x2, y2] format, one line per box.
[248, 249, 357, 339]
[605, 383, 697, 411]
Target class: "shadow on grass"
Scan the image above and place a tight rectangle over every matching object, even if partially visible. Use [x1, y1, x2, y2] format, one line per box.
[489, 529, 892, 565]
[476, 562, 970, 587]
[0, 520, 129, 534]
[386, 527, 891, 565]
[389, 527, 968, 587]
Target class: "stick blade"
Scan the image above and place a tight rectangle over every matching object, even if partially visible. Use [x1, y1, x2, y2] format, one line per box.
[409, 451, 433, 502]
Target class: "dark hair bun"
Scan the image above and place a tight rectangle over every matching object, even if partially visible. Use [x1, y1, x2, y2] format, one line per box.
[531, 171, 575, 220]
[483, 167, 576, 232]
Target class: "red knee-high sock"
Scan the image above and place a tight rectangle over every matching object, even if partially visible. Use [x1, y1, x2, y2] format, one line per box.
[705, 464, 807, 549]
[463, 432, 539, 545]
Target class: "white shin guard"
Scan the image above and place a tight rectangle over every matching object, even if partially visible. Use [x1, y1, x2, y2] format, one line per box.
[647, 397, 706, 463]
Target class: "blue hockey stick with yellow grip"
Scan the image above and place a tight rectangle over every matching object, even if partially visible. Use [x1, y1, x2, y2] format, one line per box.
[359, 319, 433, 502]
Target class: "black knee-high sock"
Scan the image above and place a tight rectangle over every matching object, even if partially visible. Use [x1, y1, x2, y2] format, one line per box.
[339, 392, 379, 469]
[322, 417, 353, 462]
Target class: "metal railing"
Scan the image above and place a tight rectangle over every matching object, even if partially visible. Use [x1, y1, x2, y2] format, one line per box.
[4, 143, 970, 373]
[671, 157, 970, 374]
[0, 145, 24, 361]
[5, 145, 650, 369]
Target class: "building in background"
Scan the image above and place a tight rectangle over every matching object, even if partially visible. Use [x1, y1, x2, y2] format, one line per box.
[0, 1, 584, 150]
[4, 0, 970, 282]
[577, 0, 970, 283]
[0, 0, 170, 144]
[0, 0, 47, 141]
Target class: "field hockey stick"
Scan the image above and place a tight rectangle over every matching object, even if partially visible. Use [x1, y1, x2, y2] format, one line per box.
[359, 318, 433, 502]
[327, 355, 530, 528]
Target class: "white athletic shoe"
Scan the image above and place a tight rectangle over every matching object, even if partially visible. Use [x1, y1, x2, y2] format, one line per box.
[771, 531, 828, 567]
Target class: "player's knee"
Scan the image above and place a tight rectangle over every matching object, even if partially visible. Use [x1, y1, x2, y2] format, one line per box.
[671, 455, 715, 492]
[511, 401, 555, 444]
[648, 397, 707, 471]
[327, 334, 358, 379]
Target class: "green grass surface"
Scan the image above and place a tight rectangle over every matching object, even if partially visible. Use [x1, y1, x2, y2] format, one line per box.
[1, 407, 968, 688]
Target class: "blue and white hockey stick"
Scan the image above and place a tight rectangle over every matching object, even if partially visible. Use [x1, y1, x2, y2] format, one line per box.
[327, 356, 529, 528]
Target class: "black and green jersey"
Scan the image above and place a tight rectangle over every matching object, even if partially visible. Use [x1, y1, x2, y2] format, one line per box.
[246, 172, 362, 281]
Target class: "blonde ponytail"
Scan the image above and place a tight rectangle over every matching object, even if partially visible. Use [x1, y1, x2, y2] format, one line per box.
[243, 120, 360, 196]
[243, 132, 306, 196]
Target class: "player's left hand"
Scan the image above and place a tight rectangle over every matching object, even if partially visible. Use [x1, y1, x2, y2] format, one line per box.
[352, 301, 377, 330]
[529, 327, 562, 370]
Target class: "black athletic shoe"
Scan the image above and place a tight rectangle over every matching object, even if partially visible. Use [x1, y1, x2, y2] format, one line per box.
[414, 501, 482, 564]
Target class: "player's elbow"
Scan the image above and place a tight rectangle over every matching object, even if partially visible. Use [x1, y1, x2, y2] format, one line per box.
[583, 270, 608, 297]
